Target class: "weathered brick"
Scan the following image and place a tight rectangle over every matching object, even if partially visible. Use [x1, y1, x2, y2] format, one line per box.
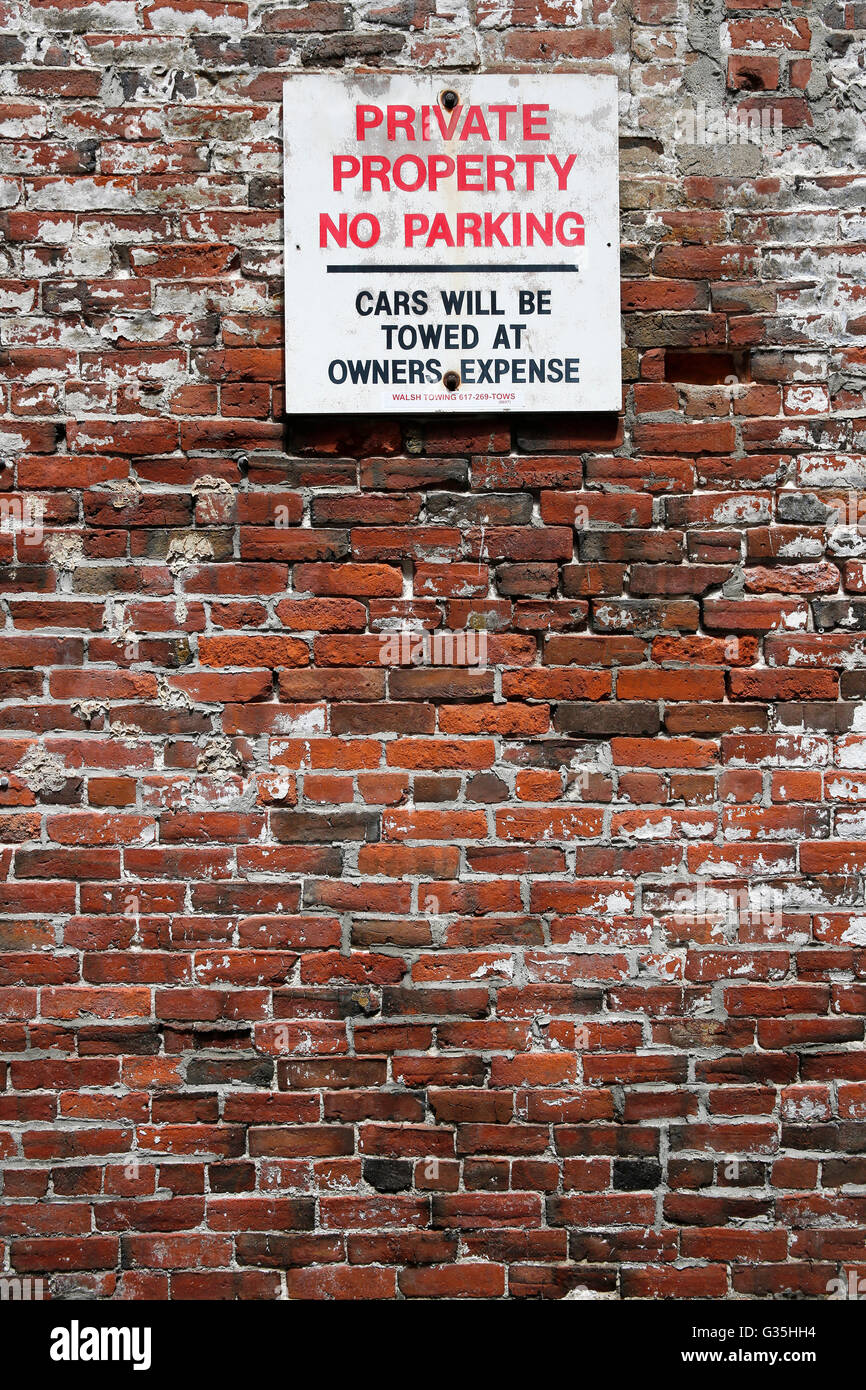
[0, 0, 860, 1310]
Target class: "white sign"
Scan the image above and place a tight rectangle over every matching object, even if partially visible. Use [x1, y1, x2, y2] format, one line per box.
[282, 74, 621, 414]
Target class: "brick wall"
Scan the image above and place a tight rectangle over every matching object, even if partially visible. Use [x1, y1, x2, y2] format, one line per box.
[1, 0, 865, 1301]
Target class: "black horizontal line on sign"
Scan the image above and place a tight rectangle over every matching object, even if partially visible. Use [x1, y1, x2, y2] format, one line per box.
[326, 264, 580, 274]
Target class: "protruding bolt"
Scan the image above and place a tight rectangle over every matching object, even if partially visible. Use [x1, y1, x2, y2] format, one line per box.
[443, 371, 460, 392]
[440, 89, 459, 110]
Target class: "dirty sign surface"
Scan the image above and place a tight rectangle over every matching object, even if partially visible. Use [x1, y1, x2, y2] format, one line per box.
[282, 74, 621, 414]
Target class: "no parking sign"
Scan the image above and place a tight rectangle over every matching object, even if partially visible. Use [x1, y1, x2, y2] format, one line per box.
[282, 73, 621, 414]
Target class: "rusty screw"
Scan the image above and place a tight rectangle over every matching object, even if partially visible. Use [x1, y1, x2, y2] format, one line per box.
[440, 89, 459, 110]
[443, 371, 460, 392]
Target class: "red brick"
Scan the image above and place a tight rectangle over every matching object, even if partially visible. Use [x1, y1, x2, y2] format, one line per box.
[0, 7, 859, 1307]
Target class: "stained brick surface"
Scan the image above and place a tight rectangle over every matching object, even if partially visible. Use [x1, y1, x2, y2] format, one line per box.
[1, 0, 865, 1300]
